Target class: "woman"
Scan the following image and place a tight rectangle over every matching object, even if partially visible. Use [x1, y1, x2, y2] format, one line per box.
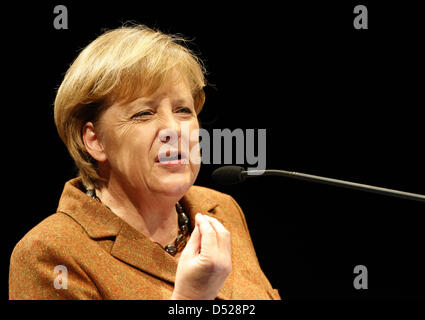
[9, 24, 280, 300]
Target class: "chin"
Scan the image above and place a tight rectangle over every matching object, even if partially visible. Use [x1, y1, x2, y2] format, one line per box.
[154, 173, 195, 197]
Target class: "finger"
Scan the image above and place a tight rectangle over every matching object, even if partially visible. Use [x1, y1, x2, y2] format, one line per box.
[183, 224, 201, 256]
[203, 215, 227, 233]
[196, 214, 218, 257]
[203, 215, 231, 251]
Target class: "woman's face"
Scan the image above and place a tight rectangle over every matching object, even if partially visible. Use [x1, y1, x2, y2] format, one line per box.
[95, 73, 201, 198]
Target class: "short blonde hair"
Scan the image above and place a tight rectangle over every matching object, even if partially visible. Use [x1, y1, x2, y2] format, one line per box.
[54, 24, 206, 189]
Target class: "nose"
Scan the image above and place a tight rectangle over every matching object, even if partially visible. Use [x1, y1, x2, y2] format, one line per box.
[158, 111, 181, 145]
[159, 129, 176, 144]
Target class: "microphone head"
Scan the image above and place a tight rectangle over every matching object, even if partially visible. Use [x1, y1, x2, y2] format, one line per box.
[211, 166, 246, 185]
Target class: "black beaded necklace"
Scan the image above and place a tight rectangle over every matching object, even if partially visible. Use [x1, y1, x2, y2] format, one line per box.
[86, 189, 191, 256]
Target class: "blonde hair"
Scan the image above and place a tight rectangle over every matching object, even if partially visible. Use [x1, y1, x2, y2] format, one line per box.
[54, 24, 206, 189]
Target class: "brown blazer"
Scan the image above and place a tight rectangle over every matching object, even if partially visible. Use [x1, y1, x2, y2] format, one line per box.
[9, 178, 281, 300]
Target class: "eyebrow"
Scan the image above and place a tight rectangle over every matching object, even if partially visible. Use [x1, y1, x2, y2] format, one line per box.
[130, 98, 157, 108]
[173, 98, 194, 106]
[130, 97, 193, 109]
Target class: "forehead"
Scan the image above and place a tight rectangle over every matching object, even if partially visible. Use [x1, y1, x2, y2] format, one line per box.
[106, 76, 194, 117]
[132, 78, 193, 106]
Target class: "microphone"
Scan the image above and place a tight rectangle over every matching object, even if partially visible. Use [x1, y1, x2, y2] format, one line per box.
[211, 166, 246, 185]
[211, 166, 425, 203]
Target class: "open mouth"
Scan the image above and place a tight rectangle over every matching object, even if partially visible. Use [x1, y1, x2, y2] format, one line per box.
[155, 150, 186, 164]
[157, 154, 182, 162]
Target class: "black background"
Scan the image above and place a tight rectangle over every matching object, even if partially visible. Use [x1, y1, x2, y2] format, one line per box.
[3, 1, 425, 302]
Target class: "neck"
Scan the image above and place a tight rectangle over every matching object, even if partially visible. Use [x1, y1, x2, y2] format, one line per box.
[95, 177, 181, 246]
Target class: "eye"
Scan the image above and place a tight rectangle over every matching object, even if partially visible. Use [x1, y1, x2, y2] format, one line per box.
[131, 110, 154, 119]
[175, 107, 193, 114]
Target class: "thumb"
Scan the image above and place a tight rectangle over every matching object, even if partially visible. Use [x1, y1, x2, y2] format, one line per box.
[182, 224, 201, 257]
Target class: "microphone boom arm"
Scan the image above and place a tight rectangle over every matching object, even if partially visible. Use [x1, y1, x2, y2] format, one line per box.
[245, 169, 425, 203]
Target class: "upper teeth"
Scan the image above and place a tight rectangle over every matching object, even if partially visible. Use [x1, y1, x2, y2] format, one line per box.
[159, 154, 179, 162]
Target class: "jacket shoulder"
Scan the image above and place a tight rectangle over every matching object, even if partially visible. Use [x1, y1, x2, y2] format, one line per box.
[186, 185, 234, 204]
[9, 213, 101, 299]
[10, 212, 88, 262]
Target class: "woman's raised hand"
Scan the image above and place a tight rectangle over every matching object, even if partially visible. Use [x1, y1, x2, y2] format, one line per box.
[171, 213, 232, 300]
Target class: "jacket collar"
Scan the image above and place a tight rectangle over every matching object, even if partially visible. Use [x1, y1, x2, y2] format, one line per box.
[57, 178, 233, 299]
[57, 178, 122, 238]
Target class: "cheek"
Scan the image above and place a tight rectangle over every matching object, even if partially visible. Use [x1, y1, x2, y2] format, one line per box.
[187, 124, 202, 166]
[191, 162, 201, 178]
[130, 127, 157, 162]
[106, 125, 155, 169]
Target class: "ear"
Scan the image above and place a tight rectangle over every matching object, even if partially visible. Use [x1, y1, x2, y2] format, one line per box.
[82, 122, 107, 162]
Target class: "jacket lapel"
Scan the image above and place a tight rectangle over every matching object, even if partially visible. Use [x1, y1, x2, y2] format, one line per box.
[110, 220, 178, 285]
[58, 178, 234, 299]
[110, 186, 234, 299]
